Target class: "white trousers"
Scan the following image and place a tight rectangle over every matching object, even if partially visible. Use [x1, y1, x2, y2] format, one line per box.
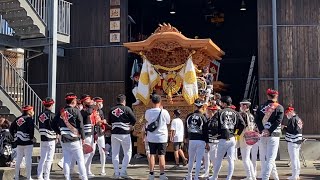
[58, 137, 76, 171]
[59, 157, 76, 172]
[212, 137, 236, 180]
[241, 144, 255, 179]
[203, 143, 218, 176]
[15, 145, 33, 180]
[259, 137, 280, 180]
[97, 135, 106, 173]
[84, 135, 96, 175]
[111, 134, 132, 175]
[288, 142, 301, 178]
[187, 140, 206, 180]
[37, 140, 56, 180]
[61, 140, 87, 180]
[251, 141, 259, 176]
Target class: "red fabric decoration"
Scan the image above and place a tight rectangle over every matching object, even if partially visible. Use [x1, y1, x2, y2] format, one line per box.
[22, 106, 33, 111]
[65, 95, 77, 100]
[80, 96, 91, 102]
[285, 106, 295, 114]
[90, 110, 99, 126]
[83, 143, 93, 154]
[230, 105, 236, 110]
[267, 88, 279, 95]
[244, 131, 260, 145]
[207, 105, 219, 111]
[42, 100, 54, 105]
[94, 99, 103, 102]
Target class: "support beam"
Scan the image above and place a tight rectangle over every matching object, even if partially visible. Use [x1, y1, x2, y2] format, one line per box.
[21, 37, 50, 47]
[0, 34, 19, 47]
[48, 0, 58, 109]
[0, 34, 43, 52]
[272, 0, 279, 90]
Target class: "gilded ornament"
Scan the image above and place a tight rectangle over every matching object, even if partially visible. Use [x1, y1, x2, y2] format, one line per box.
[162, 73, 182, 96]
[153, 64, 185, 72]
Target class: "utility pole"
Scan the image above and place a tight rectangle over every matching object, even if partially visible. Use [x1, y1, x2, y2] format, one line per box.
[48, 0, 58, 110]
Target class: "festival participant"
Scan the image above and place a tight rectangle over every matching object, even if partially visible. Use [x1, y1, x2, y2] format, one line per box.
[93, 97, 107, 176]
[37, 97, 56, 180]
[200, 105, 219, 178]
[0, 119, 13, 167]
[52, 93, 87, 180]
[170, 109, 188, 169]
[213, 93, 222, 107]
[239, 99, 256, 180]
[209, 96, 245, 180]
[132, 72, 140, 105]
[57, 102, 81, 173]
[80, 94, 96, 177]
[9, 105, 35, 180]
[145, 94, 170, 180]
[108, 94, 136, 179]
[230, 104, 239, 160]
[76, 99, 83, 111]
[282, 105, 303, 180]
[200, 66, 214, 104]
[255, 89, 284, 180]
[141, 122, 150, 163]
[251, 105, 259, 177]
[184, 99, 210, 180]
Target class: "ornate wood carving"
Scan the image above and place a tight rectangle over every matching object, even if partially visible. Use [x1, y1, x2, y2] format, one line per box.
[124, 23, 224, 68]
[153, 23, 180, 34]
[152, 41, 181, 51]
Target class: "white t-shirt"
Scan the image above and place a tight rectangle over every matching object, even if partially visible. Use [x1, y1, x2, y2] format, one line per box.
[145, 108, 170, 143]
[170, 118, 184, 142]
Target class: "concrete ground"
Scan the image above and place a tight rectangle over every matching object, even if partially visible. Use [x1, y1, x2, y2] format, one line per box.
[16, 158, 320, 180]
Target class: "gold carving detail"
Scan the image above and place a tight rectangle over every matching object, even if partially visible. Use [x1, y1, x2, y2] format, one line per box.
[162, 73, 183, 96]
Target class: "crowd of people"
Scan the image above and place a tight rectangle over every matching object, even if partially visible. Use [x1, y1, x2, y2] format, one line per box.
[2, 86, 303, 180]
[140, 89, 303, 180]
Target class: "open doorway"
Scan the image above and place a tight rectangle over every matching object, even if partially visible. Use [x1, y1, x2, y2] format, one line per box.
[127, 0, 258, 106]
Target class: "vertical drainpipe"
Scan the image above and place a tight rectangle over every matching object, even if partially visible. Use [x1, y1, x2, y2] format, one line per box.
[272, 0, 281, 161]
[272, 0, 279, 90]
[48, 0, 58, 110]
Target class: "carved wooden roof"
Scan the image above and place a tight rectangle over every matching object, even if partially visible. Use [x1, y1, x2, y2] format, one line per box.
[123, 23, 225, 68]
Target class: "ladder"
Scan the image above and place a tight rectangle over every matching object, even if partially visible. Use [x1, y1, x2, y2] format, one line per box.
[243, 55, 256, 100]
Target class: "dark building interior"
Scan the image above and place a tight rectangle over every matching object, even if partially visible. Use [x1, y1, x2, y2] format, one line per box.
[127, 0, 258, 106]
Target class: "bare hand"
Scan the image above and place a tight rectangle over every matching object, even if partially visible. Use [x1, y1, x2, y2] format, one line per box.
[262, 129, 270, 137]
[129, 125, 134, 131]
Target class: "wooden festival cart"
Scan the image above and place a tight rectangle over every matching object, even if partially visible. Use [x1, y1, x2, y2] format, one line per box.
[124, 23, 225, 155]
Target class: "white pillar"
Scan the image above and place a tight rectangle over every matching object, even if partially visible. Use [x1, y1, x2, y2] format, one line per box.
[48, 0, 58, 110]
